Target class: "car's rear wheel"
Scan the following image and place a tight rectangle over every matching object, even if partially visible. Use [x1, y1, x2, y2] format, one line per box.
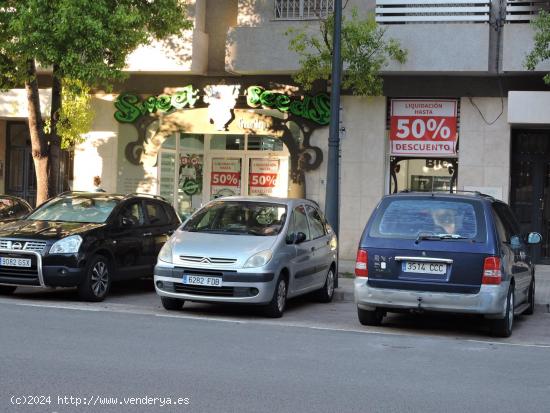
[525, 277, 535, 316]
[78, 255, 111, 302]
[358, 307, 384, 326]
[313, 267, 335, 303]
[264, 276, 287, 318]
[492, 285, 514, 338]
[161, 296, 184, 311]
[0, 285, 16, 295]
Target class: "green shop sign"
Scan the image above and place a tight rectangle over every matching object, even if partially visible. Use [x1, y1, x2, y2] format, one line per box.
[113, 85, 330, 126]
[246, 86, 330, 125]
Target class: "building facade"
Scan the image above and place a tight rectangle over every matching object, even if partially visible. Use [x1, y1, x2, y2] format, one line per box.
[1, 0, 550, 270]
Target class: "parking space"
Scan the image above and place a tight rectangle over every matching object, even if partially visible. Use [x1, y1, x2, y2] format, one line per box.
[2, 272, 550, 347]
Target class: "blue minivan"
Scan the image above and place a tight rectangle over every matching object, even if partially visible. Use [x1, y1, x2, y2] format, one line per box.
[354, 192, 541, 337]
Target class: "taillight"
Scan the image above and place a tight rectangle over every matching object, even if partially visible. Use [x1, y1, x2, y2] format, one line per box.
[482, 256, 502, 285]
[355, 249, 368, 277]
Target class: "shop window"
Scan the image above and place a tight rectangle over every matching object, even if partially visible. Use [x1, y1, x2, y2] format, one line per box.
[390, 157, 457, 193]
[180, 134, 204, 150]
[210, 135, 245, 150]
[163, 135, 177, 150]
[247, 136, 283, 151]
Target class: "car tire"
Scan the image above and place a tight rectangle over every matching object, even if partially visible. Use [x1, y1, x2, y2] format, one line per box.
[0, 285, 16, 295]
[161, 296, 184, 311]
[313, 267, 335, 303]
[358, 307, 384, 326]
[263, 276, 287, 318]
[492, 285, 514, 338]
[77, 255, 111, 302]
[525, 277, 535, 316]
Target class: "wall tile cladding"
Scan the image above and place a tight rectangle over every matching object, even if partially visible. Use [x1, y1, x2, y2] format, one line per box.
[458, 97, 510, 201]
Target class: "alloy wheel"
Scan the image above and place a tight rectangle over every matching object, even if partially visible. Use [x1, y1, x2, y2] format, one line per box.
[90, 261, 109, 298]
[277, 279, 287, 313]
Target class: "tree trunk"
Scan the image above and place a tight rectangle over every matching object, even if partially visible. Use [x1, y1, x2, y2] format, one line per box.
[24, 59, 50, 206]
[49, 64, 62, 195]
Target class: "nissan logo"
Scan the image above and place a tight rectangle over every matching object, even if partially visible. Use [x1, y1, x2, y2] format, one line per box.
[11, 242, 23, 250]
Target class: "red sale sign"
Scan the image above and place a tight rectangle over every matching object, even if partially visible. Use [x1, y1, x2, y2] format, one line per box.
[390, 99, 458, 157]
[249, 159, 279, 196]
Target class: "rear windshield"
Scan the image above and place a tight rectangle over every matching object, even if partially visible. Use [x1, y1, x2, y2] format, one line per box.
[183, 201, 287, 236]
[369, 198, 486, 241]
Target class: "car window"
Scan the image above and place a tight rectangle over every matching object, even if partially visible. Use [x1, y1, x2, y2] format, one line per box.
[0, 199, 16, 219]
[183, 201, 287, 236]
[28, 195, 118, 223]
[306, 205, 326, 239]
[145, 201, 170, 226]
[290, 205, 311, 241]
[492, 209, 509, 244]
[119, 202, 145, 227]
[370, 198, 485, 241]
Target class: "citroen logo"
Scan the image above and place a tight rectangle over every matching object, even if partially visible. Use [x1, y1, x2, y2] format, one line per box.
[12, 242, 23, 250]
[200, 257, 211, 264]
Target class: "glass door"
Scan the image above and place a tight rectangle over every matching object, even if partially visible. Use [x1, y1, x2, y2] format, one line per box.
[510, 130, 550, 264]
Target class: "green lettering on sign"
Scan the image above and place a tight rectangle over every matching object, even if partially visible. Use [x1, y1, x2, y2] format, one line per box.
[246, 86, 330, 125]
[114, 85, 199, 123]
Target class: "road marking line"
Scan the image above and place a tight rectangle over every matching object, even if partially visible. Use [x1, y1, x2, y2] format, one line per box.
[2, 298, 550, 349]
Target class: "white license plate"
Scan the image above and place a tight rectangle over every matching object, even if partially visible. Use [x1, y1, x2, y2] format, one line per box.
[0, 257, 32, 268]
[403, 261, 446, 275]
[182, 274, 222, 287]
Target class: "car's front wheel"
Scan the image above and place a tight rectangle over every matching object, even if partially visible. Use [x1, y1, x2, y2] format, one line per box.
[264, 276, 287, 318]
[491, 285, 514, 338]
[78, 255, 111, 302]
[358, 307, 384, 326]
[525, 277, 535, 316]
[161, 296, 184, 311]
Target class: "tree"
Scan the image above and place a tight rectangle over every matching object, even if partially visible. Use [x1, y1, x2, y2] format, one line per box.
[0, 0, 191, 204]
[525, 11, 550, 84]
[286, 7, 407, 95]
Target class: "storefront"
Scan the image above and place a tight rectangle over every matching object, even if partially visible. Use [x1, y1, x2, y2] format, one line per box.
[74, 82, 330, 219]
[387, 98, 459, 194]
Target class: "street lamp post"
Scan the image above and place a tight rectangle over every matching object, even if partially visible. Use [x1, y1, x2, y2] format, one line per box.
[325, 0, 342, 285]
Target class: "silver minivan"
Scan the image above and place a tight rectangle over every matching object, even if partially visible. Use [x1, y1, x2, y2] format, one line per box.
[154, 197, 338, 317]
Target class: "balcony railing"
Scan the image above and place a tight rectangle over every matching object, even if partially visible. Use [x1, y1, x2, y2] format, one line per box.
[274, 0, 334, 20]
[506, 0, 550, 22]
[376, 0, 491, 24]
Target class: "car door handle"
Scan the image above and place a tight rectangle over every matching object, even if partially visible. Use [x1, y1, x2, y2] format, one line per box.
[142, 232, 153, 236]
[311, 246, 315, 252]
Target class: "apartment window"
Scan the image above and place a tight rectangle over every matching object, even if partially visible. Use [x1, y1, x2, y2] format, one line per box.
[274, 0, 334, 20]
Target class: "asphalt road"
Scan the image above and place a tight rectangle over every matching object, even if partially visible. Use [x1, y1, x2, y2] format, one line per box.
[1, 282, 550, 413]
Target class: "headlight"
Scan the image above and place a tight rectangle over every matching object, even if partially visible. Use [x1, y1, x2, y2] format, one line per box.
[243, 250, 273, 268]
[158, 241, 173, 263]
[50, 235, 83, 254]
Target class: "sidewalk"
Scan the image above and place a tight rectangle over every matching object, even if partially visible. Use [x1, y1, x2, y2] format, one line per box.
[335, 265, 550, 307]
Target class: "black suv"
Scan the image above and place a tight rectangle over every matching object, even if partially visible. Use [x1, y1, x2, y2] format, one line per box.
[0, 192, 180, 301]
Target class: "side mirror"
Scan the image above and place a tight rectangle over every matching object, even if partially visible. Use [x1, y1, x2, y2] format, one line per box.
[527, 232, 542, 244]
[120, 216, 133, 228]
[294, 232, 307, 244]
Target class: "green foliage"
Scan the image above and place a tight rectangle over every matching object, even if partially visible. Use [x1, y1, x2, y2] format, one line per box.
[525, 11, 550, 84]
[0, 0, 192, 88]
[44, 79, 94, 149]
[286, 8, 407, 95]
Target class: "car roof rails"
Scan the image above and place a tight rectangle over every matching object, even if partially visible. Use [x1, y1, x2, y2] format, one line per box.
[396, 189, 495, 199]
[124, 193, 167, 201]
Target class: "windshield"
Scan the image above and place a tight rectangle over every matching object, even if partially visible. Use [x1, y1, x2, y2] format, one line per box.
[370, 198, 485, 241]
[183, 201, 287, 236]
[28, 195, 118, 223]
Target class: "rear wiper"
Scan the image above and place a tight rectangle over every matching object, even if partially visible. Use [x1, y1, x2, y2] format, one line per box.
[415, 232, 441, 244]
[437, 233, 468, 240]
[416, 232, 468, 244]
